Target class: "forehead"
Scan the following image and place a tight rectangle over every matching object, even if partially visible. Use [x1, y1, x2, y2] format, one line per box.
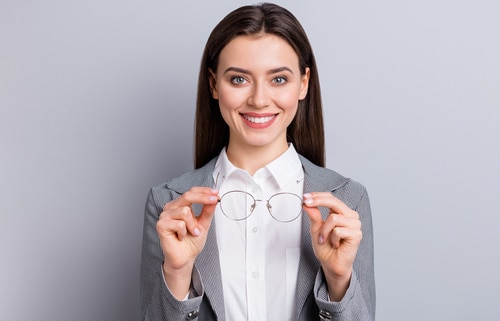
[217, 34, 300, 72]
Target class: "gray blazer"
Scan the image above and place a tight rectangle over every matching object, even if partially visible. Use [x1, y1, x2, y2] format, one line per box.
[140, 155, 375, 321]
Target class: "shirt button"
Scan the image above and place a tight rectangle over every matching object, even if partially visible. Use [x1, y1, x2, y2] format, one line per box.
[252, 227, 259, 233]
[252, 271, 259, 279]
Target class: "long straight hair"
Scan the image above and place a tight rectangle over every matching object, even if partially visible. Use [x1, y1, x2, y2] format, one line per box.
[194, 3, 325, 168]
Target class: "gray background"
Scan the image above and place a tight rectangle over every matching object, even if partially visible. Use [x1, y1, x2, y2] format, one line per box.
[1, 0, 499, 320]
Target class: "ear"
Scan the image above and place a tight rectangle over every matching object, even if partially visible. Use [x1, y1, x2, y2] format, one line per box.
[209, 69, 219, 99]
[299, 67, 310, 100]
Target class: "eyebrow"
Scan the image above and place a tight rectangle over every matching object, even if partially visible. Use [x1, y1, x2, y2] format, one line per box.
[223, 66, 294, 75]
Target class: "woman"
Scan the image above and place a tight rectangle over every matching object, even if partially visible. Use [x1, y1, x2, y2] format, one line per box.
[140, 3, 375, 320]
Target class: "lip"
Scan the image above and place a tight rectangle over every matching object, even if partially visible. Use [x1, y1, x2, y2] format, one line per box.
[240, 112, 278, 128]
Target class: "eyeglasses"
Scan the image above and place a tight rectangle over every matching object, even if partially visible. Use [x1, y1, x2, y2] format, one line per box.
[217, 190, 303, 222]
[214, 173, 303, 223]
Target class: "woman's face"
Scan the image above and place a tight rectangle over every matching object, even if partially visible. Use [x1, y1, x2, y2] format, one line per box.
[210, 33, 309, 154]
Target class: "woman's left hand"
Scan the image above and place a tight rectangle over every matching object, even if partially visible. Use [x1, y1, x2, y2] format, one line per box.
[302, 192, 362, 301]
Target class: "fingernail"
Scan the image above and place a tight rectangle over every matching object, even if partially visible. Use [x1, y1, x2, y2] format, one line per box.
[303, 193, 312, 198]
[304, 198, 313, 205]
[318, 235, 324, 244]
[209, 196, 217, 201]
[194, 228, 200, 236]
[211, 189, 218, 194]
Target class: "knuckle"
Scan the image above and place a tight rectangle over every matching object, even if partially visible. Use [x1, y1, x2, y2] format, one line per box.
[156, 219, 164, 232]
[175, 219, 187, 231]
[156, 217, 170, 234]
[184, 188, 200, 199]
[163, 198, 178, 211]
[179, 206, 193, 219]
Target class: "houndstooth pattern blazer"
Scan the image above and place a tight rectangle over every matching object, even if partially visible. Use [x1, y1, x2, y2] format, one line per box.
[140, 155, 375, 321]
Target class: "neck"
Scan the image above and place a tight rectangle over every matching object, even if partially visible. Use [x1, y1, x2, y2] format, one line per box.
[226, 142, 289, 176]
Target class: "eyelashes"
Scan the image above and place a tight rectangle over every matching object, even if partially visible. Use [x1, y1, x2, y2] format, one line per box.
[272, 76, 288, 85]
[229, 75, 289, 86]
[230, 76, 247, 85]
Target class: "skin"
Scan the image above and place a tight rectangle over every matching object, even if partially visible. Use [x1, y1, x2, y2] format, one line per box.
[157, 33, 362, 303]
[210, 34, 309, 174]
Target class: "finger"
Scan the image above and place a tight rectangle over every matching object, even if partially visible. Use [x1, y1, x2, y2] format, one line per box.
[162, 187, 219, 236]
[320, 214, 361, 245]
[196, 203, 217, 232]
[159, 203, 198, 235]
[329, 226, 363, 249]
[303, 204, 333, 248]
[164, 187, 219, 210]
[303, 192, 358, 218]
[302, 203, 323, 228]
[321, 213, 359, 232]
[156, 214, 189, 241]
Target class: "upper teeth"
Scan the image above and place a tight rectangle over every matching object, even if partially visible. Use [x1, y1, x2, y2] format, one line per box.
[244, 115, 275, 123]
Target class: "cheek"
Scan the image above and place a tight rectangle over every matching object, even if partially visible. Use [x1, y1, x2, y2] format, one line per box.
[217, 87, 246, 111]
[275, 91, 301, 111]
[217, 90, 241, 124]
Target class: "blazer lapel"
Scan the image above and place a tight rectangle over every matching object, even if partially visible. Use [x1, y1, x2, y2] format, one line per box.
[196, 220, 226, 321]
[191, 161, 227, 321]
[294, 156, 350, 316]
[295, 165, 322, 316]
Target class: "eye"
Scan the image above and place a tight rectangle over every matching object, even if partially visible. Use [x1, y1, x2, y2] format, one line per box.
[272, 76, 287, 85]
[231, 76, 247, 85]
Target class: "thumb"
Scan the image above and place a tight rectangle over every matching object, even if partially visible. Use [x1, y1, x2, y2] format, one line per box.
[302, 205, 323, 230]
[196, 203, 217, 232]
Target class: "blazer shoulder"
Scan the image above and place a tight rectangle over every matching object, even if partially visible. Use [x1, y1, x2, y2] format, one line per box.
[300, 155, 368, 209]
[149, 158, 217, 208]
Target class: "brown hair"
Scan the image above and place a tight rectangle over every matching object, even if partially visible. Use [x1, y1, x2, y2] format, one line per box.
[194, 2, 325, 168]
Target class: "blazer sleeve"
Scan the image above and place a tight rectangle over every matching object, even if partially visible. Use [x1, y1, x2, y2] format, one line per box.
[140, 188, 206, 321]
[313, 183, 376, 321]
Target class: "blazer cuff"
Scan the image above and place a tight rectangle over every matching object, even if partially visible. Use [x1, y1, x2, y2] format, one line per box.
[160, 265, 204, 313]
[160, 265, 204, 301]
[314, 269, 358, 314]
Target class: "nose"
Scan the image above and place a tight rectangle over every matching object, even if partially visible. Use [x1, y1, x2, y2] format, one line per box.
[247, 82, 270, 108]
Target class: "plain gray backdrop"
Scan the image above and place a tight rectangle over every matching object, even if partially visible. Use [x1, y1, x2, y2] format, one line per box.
[1, 0, 499, 320]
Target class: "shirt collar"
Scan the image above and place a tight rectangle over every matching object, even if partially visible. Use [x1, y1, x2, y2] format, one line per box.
[213, 144, 303, 189]
[265, 144, 303, 188]
[213, 148, 238, 189]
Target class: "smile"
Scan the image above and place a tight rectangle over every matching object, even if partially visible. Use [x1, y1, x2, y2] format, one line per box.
[242, 114, 276, 124]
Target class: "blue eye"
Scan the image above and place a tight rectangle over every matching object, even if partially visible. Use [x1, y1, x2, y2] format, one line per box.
[273, 76, 287, 85]
[231, 76, 246, 85]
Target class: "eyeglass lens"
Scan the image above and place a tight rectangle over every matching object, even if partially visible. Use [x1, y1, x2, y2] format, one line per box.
[218, 191, 303, 223]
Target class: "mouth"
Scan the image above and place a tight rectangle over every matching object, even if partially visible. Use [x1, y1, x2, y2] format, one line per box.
[241, 113, 277, 124]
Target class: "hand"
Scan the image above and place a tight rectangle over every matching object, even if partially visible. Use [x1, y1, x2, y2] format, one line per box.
[156, 186, 219, 298]
[302, 192, 362, 301]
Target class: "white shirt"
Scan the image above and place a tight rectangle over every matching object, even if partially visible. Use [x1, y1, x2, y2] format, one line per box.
[213, 144, 304, 321]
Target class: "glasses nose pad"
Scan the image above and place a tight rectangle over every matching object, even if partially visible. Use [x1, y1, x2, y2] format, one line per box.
[249, 202, 257, 215]
[266, 202, 272, 214]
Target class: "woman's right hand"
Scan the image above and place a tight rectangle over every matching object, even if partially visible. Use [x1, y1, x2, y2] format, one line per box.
[156, 186, 219, 299]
